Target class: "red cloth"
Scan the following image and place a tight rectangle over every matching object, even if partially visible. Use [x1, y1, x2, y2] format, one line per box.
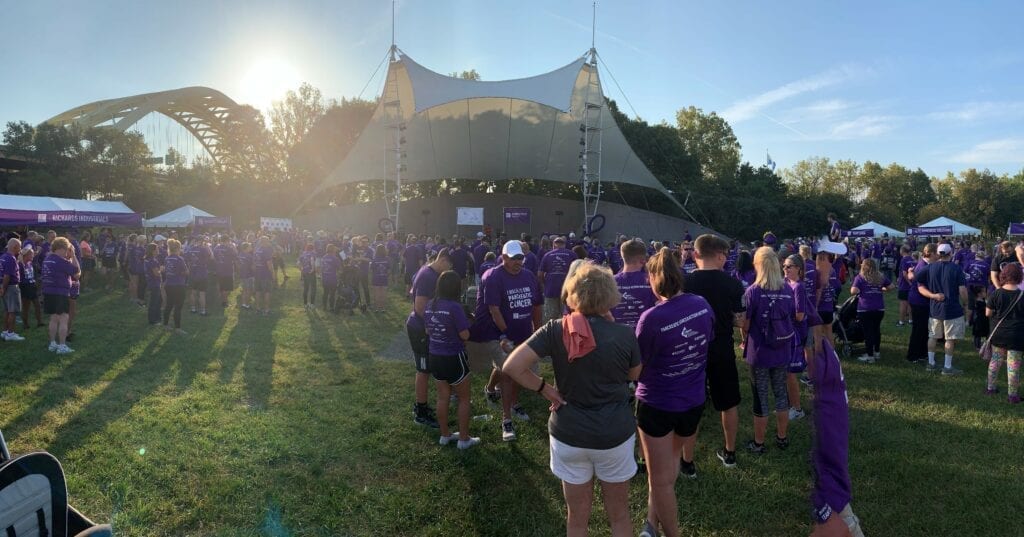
[561, 312, 596, 362]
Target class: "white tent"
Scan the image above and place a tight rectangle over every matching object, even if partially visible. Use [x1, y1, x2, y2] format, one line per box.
[0, 194, 140, 226]
[919, 216, 981, 236]
[852, 221, 905, 238]
[307, 48, 694, 229]
[143, 205, 214, 228]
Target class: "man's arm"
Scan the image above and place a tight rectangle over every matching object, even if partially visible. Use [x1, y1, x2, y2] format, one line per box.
[532, 305, 542, 331]
[488, 305, 509, 334]
[414, 295, 429, 318]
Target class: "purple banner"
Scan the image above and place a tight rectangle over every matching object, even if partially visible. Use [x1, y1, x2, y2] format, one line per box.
[503, 207, 531, 225]
[1008, 223, 1024, 235]
[842, 229, 874, 238]
[0, 208, 142, 227]
[194, 215, 231, 228]
[906, 225, 953, 236]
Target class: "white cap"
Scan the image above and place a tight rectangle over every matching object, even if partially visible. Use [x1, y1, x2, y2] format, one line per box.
[154, 234, 167, 242]
[476, 231, 484, 238]
[501, 240, 525, 257]
[937, 243, 953, 255]
[816, 239, 847, 255]
[569, 232, 576, 238]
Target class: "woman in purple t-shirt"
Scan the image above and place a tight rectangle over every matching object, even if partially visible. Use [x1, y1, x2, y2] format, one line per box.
[743, 247, 799, 455]
[424, 271, 478, 449]
[370, 244, 390, 312]
[634, 248, 713, 537]
[161, 239, 190, 335]
[850, 258, 892, 363]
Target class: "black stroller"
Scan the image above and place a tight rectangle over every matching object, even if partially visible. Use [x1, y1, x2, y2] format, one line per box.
[0, 429, 111, 536]
[832, 295, 865, 359]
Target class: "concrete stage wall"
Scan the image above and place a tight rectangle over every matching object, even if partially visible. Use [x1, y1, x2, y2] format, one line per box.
[296, 193, 723, 241]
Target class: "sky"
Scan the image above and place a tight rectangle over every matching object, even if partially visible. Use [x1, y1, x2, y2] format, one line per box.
[3, 0, 1024, 178]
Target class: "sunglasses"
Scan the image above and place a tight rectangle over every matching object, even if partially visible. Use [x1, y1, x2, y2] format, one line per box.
[509, 254, 525, 261]
[783, 264, 798, 269]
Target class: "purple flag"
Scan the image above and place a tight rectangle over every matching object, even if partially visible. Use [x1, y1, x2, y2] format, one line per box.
[503, 207, 531, 225]
[906, 225, 953, 236]
[1008, 223, 1024, 235]
[841, 229, 874, 238]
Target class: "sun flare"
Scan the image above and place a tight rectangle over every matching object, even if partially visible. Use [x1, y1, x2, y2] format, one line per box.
[238, 56, 303, 112]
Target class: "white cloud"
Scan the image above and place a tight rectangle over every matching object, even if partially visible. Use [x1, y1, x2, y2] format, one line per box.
[722, 65, 872, 123]
[782, 99, 854, 123]
[827, 115, 898, 139]
[928, 101, 1024, 122]
[947, 138, 1024, 163]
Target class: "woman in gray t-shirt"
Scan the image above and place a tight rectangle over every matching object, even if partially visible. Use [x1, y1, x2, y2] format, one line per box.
[504, 262, 641, 537]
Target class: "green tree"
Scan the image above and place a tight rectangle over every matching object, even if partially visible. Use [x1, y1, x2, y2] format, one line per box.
[675, 106, 741, 184]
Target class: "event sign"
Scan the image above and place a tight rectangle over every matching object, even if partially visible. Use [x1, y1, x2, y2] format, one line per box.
[194, 215, 231, 228]
[906, 225, 953, 236]
[503, 207, 531, 225]
[456, 207, 484, 226]
[260, 217, 293, 231]
[1008, 223, 1024, 235]
[842, 229, 874, 238]
[0, 208, 142, 227]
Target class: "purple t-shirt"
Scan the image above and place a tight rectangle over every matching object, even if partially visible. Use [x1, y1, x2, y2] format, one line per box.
[965, 259, 989, 287]
[523, 251, 539, 274]
[611, 269, 657, 329]
[403, 244, 425, 275]
[897, 255, 915, 292]
[538, 248, 575, 298]
[477, 260, 497, 277]
[253, 247, 274, 280]
[634, 293, 713, 412]
[811, 338, 852, 523]
[471, 243, 490, 271]
[370, 259, 389, 287]
[144, 257, 162, 286]
[213, 244, 238, 278]
[470, 265, 542, 344]
[129, 245, 145, 274]
[744, 284, 798, 368]
[852, 274, 890, 312]
[450, 246, 471, 279]
[237, 251, 253, 279]
[0, 252, 20, 286]
[907, 259, 929, 307]
[805, 268, 838, 313]
[425, 298, 471, 355]
[406, 264, 442, 331]
[320, 254, 342, 286]
[40, 253, 76, 296]
[735, 269, 756, 289]
[163, 255, 189, 287]
[298, 251, 316, 275]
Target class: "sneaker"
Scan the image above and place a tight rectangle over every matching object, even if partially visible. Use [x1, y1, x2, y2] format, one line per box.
[483, 387, 501, 407]
[501, 419, 517, 442]
[896, 321, 904, 326]
[716, 449, 737, 468]
[438, 434, 459, 446]
[639, 520, 658, 537]
[788, 407, 806, 420]
[511, 404, 530, 422]
[4, 332, 24, 342]
[680, 459, 697, 479]
[48, 341, 59, 352]
[985, 387, 999, 396]
[775, 436, 789, 450]
[799, 374, 813, 386]
[457, 437, 482, 450]
[413, 406, 439, 428]
[941, 367, 963, 376]
[925, 363, 939, 372]
[745, 440, 766, 455]
[1009, 394, 1021, 404]
[55, 344, 74, 354]
[857, 354, 875, 363]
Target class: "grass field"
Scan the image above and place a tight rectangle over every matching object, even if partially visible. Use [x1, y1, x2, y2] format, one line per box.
[0, 264, 1021, 536]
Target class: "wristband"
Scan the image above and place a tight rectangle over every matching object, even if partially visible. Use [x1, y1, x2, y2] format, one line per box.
[535, 378, 546, 393]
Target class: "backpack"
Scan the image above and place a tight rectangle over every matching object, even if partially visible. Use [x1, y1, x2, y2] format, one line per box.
[759, 293, 795, 349]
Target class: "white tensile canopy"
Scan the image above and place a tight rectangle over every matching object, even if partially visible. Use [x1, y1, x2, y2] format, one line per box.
[852, 221, 905, 238]
[919, 216, 981, 236]
[309, 50, 687, 216]
[143, 205, 214, 228]
[0, 194, 135, 214]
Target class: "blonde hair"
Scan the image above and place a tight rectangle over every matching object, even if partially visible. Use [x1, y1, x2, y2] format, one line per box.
[799, 244, 812, 260]
[561, 259, 591, 306]
[563, 262, 620, 315]
[51, 237, 71, 253]
[753, 246, 784, 291]
[860, 257, 883, 286]
[167, 238, 182, 254]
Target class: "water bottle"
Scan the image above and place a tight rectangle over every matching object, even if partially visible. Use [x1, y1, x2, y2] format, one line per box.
[472, 414, 492, 421]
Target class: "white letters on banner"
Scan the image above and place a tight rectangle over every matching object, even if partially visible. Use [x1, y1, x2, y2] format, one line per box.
[456, 207, 484, 226]
[260, 217, 293, 231]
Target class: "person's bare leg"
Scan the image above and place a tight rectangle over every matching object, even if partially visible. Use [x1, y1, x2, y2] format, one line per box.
[721, 406, 738, 452]
[436, 381, 451, 438]
[455, 378, 472, 439]
[600, 480, 633, 537]
[562, 480, 595, 537]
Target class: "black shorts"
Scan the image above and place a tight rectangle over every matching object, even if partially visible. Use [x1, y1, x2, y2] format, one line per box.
[706, 344, 741, 411]
[407, 324, 430, 373]
[218, 275, 234, 291]
[19, 284, 38, 301]
[101, 257, 117, 269]
[819, 310, 834, 325]
[272, 258, 284, 270]
[189, 278, 208, 291]
[428, 351, 470, 385]
[42, 294, 70, 315]
[897, 290, 909, 301]
[636, 400, 704, 438]
[81, 258, 96, 272]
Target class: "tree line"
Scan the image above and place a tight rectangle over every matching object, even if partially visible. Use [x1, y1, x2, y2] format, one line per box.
[3, 79, 1022, 238]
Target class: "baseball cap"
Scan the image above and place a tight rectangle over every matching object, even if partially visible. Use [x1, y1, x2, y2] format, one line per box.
[937, 243, 953, 255]
[501, 241, 525, 258]
[476, 231, 484, 238]
[154, 234, 167, 242]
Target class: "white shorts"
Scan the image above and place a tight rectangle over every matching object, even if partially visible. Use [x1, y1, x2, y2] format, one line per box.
[929, 316, 965, 340]
[549, 434, 637, 485]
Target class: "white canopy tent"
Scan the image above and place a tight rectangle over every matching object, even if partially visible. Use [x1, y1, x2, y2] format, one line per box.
[0, 194, 141, 227]
[143, 205, 214, 228]
[852, 221, 905, 238]
[306, 48, 696, 231]
[919, 216, 981, 236]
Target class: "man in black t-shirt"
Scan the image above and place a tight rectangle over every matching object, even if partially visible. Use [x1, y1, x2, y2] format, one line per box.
[683, 234, 746, 468]
[991, 241, 1024, 289]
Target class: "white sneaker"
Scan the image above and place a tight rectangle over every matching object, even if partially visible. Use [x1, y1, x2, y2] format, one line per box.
[56, 344, 74, 354]
[788, 407, 806, 420]
[511, 404, 530, 422]
[4, 332, 24, 341]
[501, 419, 517, 442]
[457, 437, 481, 450]
[857, 355, 875, 363]
[48, 341, 59, 352]
[438, 434, 459, 446]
